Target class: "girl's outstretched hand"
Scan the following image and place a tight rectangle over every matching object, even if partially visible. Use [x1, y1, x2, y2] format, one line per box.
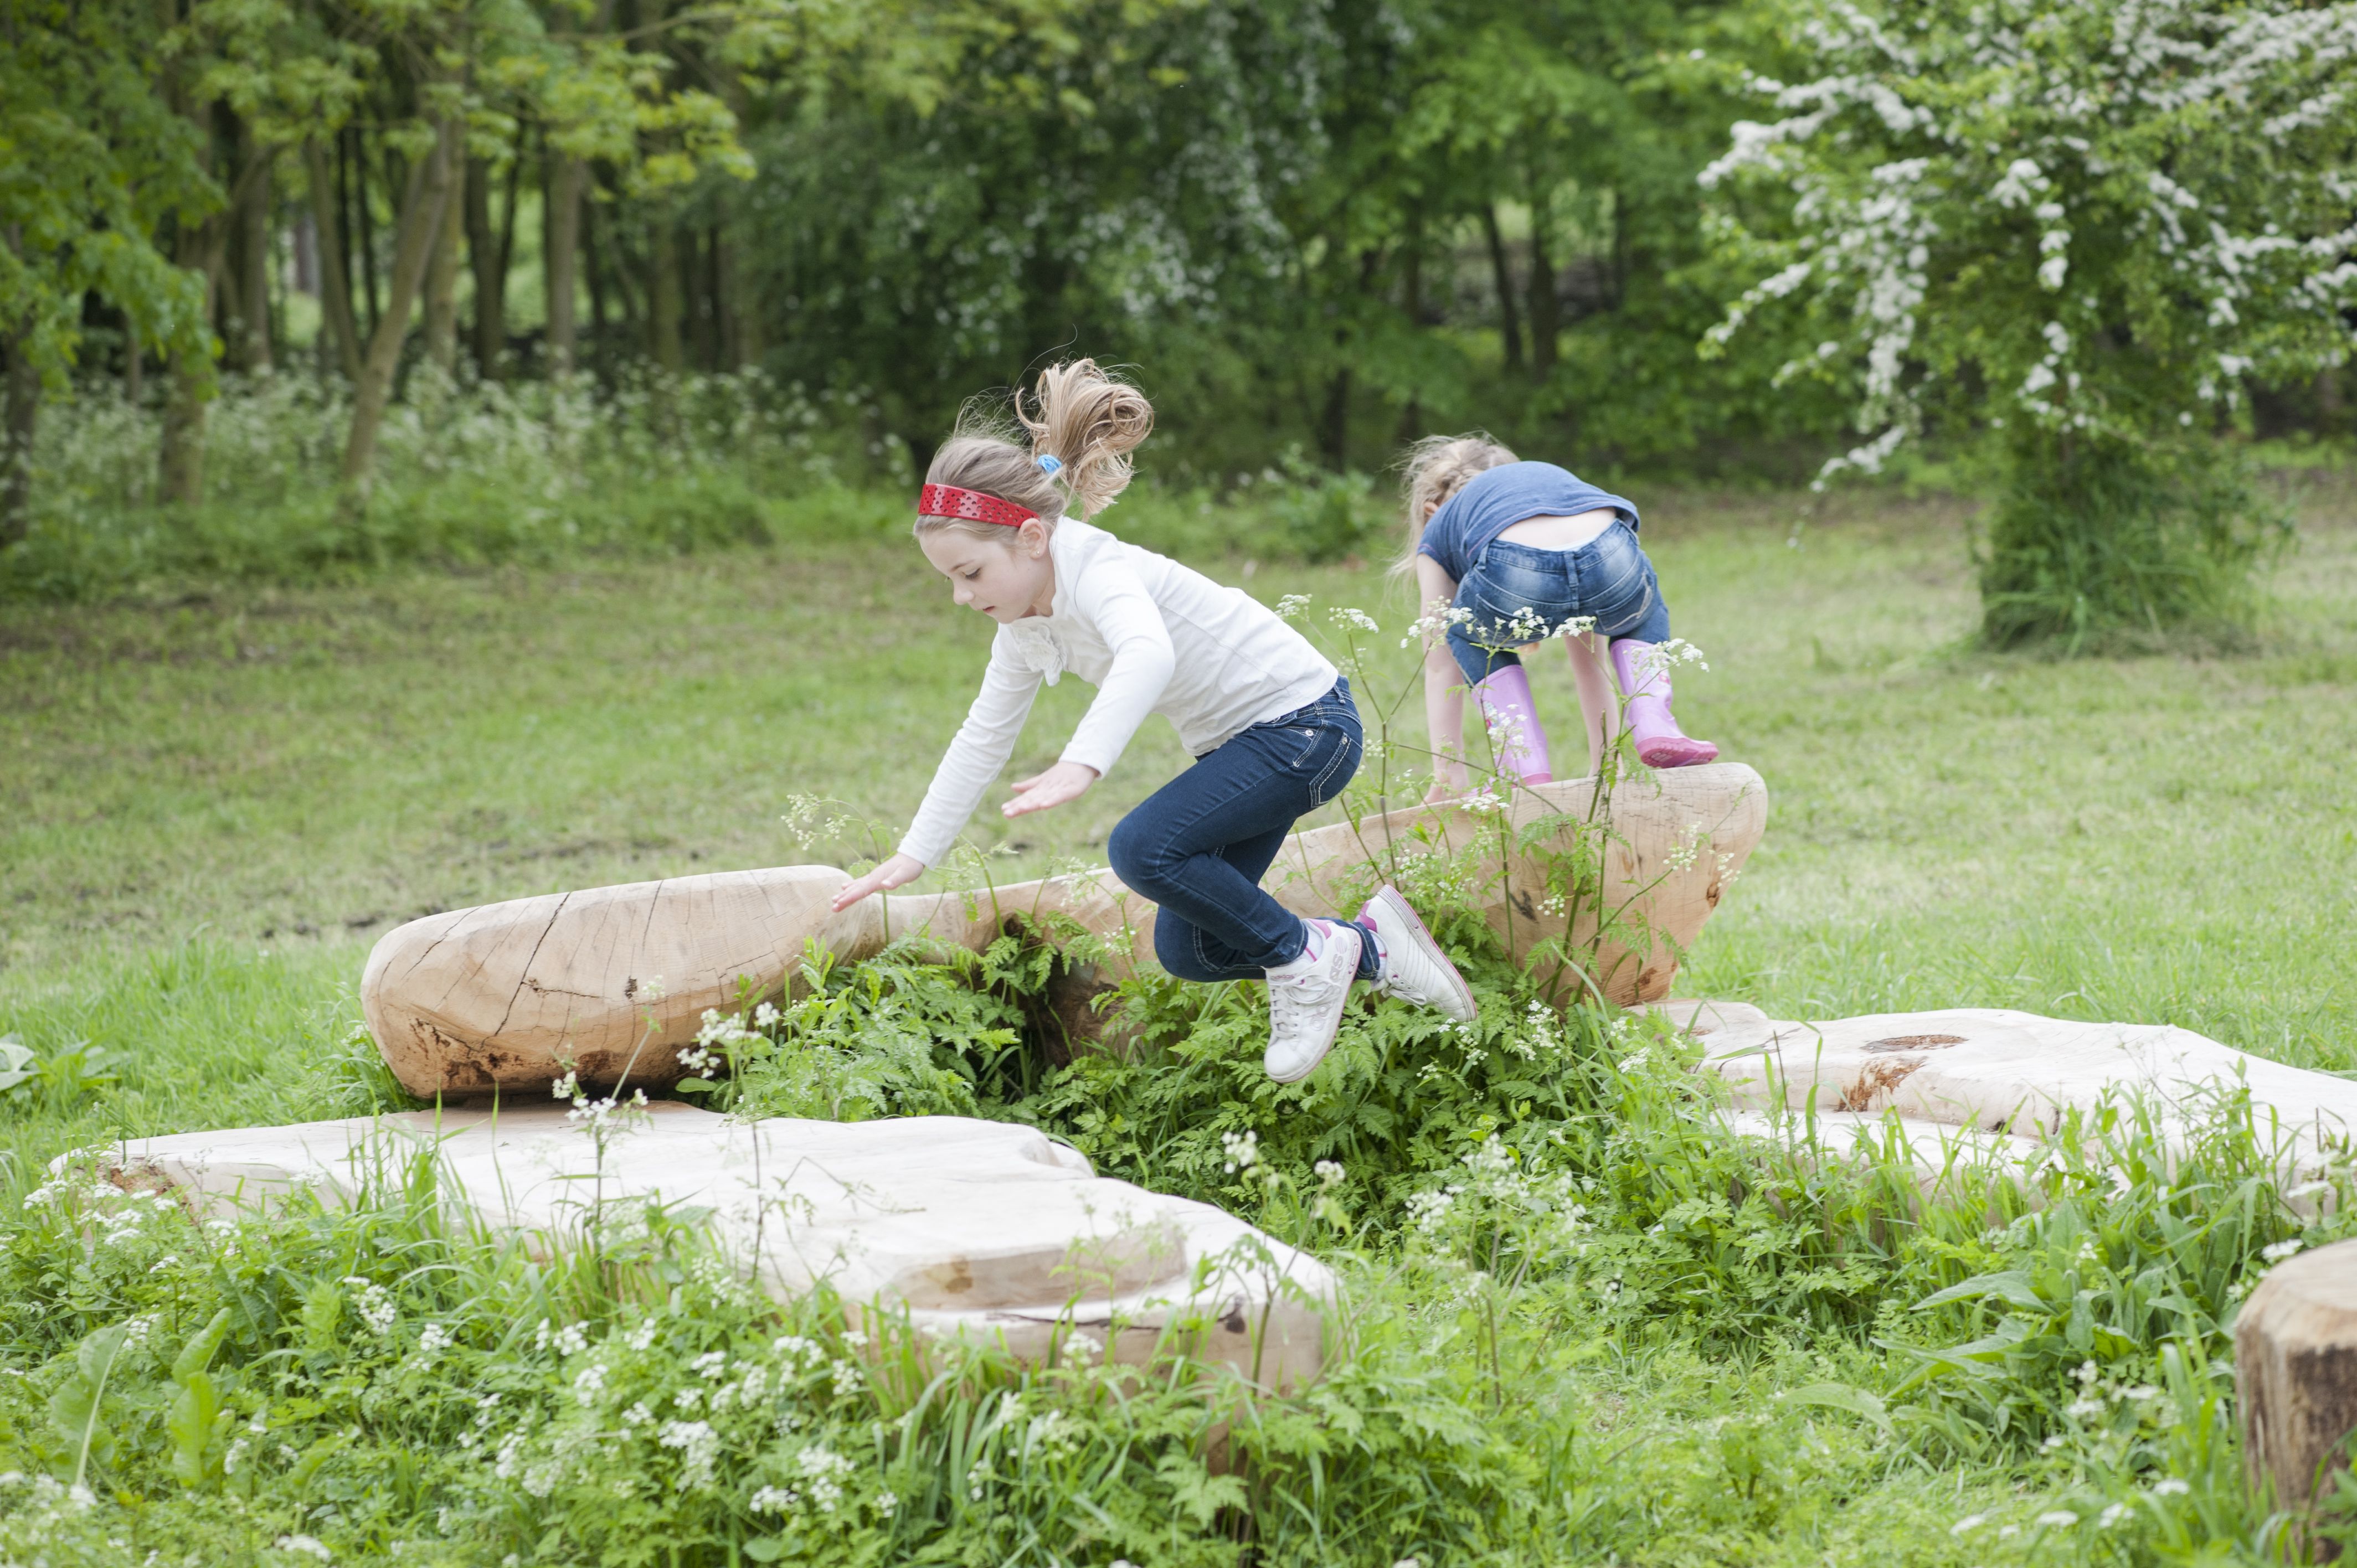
[830, 852, 925, 912]
[1003, 760, 1099, 818]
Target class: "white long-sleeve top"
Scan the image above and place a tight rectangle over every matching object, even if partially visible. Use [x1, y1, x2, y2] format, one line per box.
[896, 518, 1339, 868]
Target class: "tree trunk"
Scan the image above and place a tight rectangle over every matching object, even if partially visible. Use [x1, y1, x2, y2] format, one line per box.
[1321, 366, 1350, 470]
[305, 138, 364, 383]
[721, 225, 761, 370]
[236, 122, 275, 373]
[160, 81, 226, 506]
[1526, 193, 1560, 380]
[712, 227, 738, 369]
[464, 153, 502, 375]
[161, 216, 224, 507]
[2, 324, 37, 548]
[689, 227, 719, 371]
[1483, 204, 1524, 372]
[583, 185, 609, 378]
[292, 207, 318, 293]
[719, 75, 760, 372]
[647, 201, 685, 375]
[349, 130, 381, 341]
[545, 151, 583, 375]
[339, 118, 459, 493]
[423, 155, 463, 373]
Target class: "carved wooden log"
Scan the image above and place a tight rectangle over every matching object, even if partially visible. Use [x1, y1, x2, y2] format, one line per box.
[363, 763, 1767, 1097]
[2238, 1240, 2357, 1554]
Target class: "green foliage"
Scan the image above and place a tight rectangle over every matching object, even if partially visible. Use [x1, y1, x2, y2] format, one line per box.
[1978, 436, 2291, 652]
[734, 0, 1835, 478]
[3, 373, 1468, 599]
[0, 1032, 117, 1113]
[0, 1138, 1565, 1565]
[677, 940, 1033, 1120]
[0, 0, 216, 384]
[1702, 0, 2357, 646]
[1252, 454, 1390, 566]
[165, 1308, 235, 1489]
[47, 1321, 130, 1493]
[3, 929, 2333, 1563]
[1, 370, 897, 599]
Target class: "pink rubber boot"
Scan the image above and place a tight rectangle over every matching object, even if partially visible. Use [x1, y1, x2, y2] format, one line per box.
[1470, 664, 1555, 783]
[1607, 639, 1718, 767]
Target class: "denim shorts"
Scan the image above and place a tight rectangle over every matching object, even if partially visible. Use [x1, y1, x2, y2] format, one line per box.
[1444, 520, 1671, 684]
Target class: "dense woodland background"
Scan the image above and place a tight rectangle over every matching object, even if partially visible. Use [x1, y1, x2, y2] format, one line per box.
[8, 0, 2357, 636]
[11, 0, 1838, 481]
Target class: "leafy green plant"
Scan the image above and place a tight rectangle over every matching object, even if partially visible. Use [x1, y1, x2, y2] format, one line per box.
[0, 1034, 117, 1112]
[1978, 435, 2291, 653]
[47, 1321, 129, 1494]
[0, 1038, 34, 1097]
[164, 1308, 235, 1489]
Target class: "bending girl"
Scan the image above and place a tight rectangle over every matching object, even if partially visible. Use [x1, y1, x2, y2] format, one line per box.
[1401, 435, 1717, 796]
[830, 362, 1478, 1082]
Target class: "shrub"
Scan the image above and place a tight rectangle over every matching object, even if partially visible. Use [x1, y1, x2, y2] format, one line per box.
[0, 369, 901, 600]
[1978, 436, 2290, 653]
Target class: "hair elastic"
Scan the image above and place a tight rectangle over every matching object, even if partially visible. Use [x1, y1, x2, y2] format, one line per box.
[918, 483, 1037, 528]
[1036, 454, 1063, 475]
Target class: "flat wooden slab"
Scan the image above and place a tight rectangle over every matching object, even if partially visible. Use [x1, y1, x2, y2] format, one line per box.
[94, 1103, 1328, 1384]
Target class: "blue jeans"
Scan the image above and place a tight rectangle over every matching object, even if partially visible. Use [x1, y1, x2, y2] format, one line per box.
[1444, 520, 1672, 685]
[1107, 678, 1380, 984]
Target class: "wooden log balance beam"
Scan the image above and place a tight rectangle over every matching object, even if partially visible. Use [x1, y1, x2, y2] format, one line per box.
[361, 763, 1768, 1098]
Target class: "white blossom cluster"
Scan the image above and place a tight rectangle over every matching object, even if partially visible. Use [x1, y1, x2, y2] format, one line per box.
[1402, 1136, 1593, 1256]
[680, 1007, 764, 1077]
[1701, 0, 2357, 478]
[341, 1277, 397, 1338]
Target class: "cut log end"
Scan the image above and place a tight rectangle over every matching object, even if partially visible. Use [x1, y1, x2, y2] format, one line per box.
[2237, 1239, 2357, 1557]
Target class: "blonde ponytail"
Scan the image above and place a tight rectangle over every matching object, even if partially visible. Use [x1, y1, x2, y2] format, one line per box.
[1391, 433, 1518, 577]
[1019, 359, 1155, 519]
[917, 359, 1156, 546]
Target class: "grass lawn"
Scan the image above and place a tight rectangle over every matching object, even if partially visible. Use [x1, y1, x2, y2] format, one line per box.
[6, 474, 2352, 1135]
[0, 475, 2351, 1562]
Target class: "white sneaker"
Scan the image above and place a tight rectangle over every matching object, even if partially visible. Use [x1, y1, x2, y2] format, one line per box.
[1358, 885, 1478, 1023]
[1264, 919, 1362, 1083]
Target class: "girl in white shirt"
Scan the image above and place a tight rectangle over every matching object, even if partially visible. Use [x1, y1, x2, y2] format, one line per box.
[830, 360, 1477, 1081]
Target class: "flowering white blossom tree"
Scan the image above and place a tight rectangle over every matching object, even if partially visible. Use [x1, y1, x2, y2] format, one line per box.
[1699, 0, 2357, 643]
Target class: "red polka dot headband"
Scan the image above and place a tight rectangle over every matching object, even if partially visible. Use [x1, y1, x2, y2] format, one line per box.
[917, 456, 1064, 528]
[917, 484, 1037, 528]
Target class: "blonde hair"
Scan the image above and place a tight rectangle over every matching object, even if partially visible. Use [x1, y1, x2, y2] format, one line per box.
[916, 359, 1156, 546]
[1392, 433, 1518, 576]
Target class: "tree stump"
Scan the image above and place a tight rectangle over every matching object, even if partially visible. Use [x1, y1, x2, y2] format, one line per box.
[2238, 1239, 2357, 1556]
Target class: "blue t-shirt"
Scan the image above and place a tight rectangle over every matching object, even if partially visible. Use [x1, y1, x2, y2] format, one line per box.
[1415, 461, 1640, 581]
